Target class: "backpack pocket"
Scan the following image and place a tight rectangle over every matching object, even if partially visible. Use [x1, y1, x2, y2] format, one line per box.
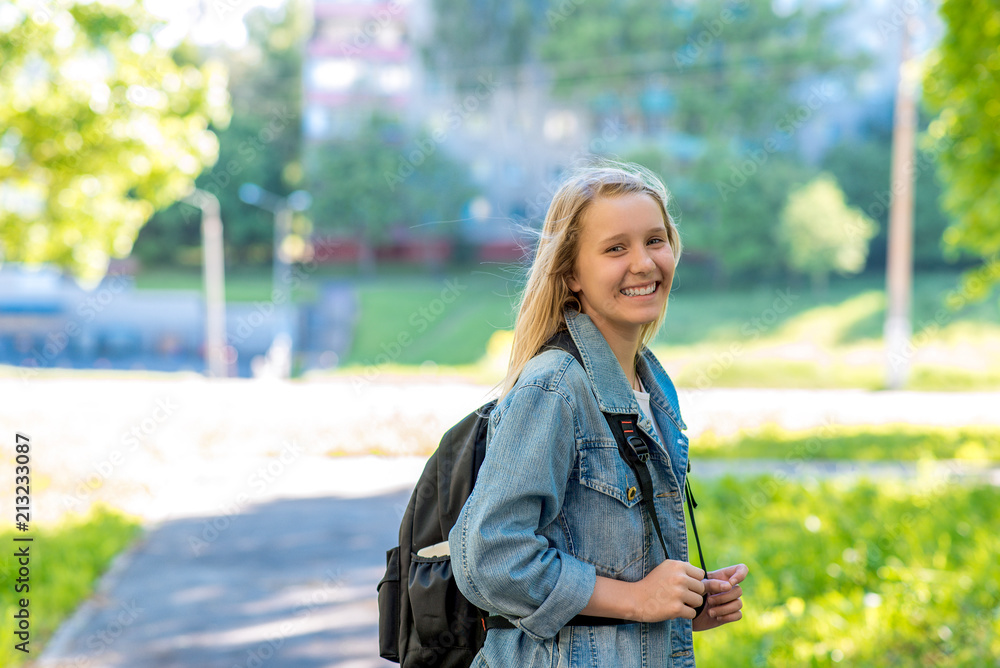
[408, 553, 483, 651]
[377, 546, 401, 661]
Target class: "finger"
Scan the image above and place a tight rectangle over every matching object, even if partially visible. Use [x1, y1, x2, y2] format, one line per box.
[708, 597, 743, 618]
[728, 563, 749, 586]
[702, 578, 733, 595]
[711, 563, 748, 583]
[682, 589, 704, 611]
[706, 588, 741, 607]
[686, 576, 707, 596]
[684, 562, 706, 580]
[713, 610, 743, 624]
[708, 585, 742, 602]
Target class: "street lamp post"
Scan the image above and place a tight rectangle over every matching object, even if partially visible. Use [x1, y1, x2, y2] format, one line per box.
[238, 184, 312, 376]
[181, 188, 228, 378]
[884, 17, 917, 390]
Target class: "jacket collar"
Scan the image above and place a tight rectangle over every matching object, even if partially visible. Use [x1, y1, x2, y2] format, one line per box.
[564, 309, 685, 430]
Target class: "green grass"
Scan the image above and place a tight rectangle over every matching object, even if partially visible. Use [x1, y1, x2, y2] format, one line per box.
[136, 265, 1000, 390]
[0, 506, 142, 667]
[692, 477, 1000, 666]
[694, 424, 1000, 461]
[343, 271, 518, 366]
[133, 265, 336, 303]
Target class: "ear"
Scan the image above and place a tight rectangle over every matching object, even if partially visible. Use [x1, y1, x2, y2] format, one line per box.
[565, 273, 581, 293]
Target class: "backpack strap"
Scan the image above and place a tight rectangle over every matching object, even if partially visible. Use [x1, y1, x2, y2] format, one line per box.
[603, 414, 673, 561]
[605, 413, 708, 617]
[484, 613, 627, 631]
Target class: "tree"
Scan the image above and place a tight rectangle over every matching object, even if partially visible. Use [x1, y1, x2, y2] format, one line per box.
[779, 174, 877, 293]
[307, 115, 477, 273]
[923, 0, 1000, 295]
[626, 141, 813, 286]
[539, 0, 857, 138]
[542, 0, 864, 285]
[422, 0, 544, 90]
[133, 0, 307, 267]
[0, 0, 230, 284]
[820, 132, 952, 271]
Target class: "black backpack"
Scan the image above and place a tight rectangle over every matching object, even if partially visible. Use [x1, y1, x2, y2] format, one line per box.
[377, 332, 706, 667]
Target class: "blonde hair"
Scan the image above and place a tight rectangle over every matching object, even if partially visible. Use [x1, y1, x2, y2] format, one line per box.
[498, 162, 682, 400]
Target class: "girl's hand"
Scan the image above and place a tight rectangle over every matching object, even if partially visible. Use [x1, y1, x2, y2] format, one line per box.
[632, 560, 707, 622]
[693, 563, 749, 632]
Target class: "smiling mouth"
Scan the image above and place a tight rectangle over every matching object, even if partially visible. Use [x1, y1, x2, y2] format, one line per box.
[620, 282, 658, 297]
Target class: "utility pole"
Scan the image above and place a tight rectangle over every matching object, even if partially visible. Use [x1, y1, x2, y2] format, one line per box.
[183, 189, 228, 378]
[238, 184, 312, 379]
[884, 16, 917, 390]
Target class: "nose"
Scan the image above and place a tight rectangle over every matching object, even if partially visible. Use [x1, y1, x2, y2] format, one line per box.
[631, 247, 656, 275]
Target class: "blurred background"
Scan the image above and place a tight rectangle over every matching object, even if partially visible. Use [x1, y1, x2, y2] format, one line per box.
[1, 0, 998, 666]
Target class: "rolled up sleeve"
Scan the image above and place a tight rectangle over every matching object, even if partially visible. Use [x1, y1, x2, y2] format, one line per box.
[448, 383, 597, 641]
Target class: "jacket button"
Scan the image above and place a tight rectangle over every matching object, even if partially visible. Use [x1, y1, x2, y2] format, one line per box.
[627, 486, 637, 502]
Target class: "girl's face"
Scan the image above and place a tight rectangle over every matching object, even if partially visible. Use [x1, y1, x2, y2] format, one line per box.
[566, 193, 675, 340]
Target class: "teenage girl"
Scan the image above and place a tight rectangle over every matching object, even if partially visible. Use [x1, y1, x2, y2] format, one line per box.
[449, 163, 748, 667]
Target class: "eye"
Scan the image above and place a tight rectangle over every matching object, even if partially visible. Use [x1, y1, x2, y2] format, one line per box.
[606, 244, 625, 253]
[647, 237, 665, 246]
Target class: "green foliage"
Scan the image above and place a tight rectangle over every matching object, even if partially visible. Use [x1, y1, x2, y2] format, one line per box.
[820, 131, 954, 271]
[0, 505, 142, 666]
[0, 0, 231, 283]
[665, 143, 811, 283]
[695, 424, 1000, 461]
[307, 115, 478, 250]
[693, 477, 1000, 666]
[423, 0, 544, 89]
[924, 0, 1000, 293]
[540, 0, 855, 137]
[133, 0, 307, 267]
[779, 174, 877, 292]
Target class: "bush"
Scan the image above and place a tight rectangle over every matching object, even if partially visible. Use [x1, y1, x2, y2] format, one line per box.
[693, 477, 1000, 666]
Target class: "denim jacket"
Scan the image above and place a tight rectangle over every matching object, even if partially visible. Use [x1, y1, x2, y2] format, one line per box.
[449, 310, 695, 668]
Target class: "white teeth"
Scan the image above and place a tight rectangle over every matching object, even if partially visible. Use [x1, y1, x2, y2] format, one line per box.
[620, 283, 657, 297]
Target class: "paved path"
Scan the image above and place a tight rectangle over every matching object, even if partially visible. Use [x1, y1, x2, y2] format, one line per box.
[38, 457, 419, 668]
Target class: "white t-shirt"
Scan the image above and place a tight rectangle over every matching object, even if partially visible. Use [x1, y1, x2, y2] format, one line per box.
[633, 376, 666, 448]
